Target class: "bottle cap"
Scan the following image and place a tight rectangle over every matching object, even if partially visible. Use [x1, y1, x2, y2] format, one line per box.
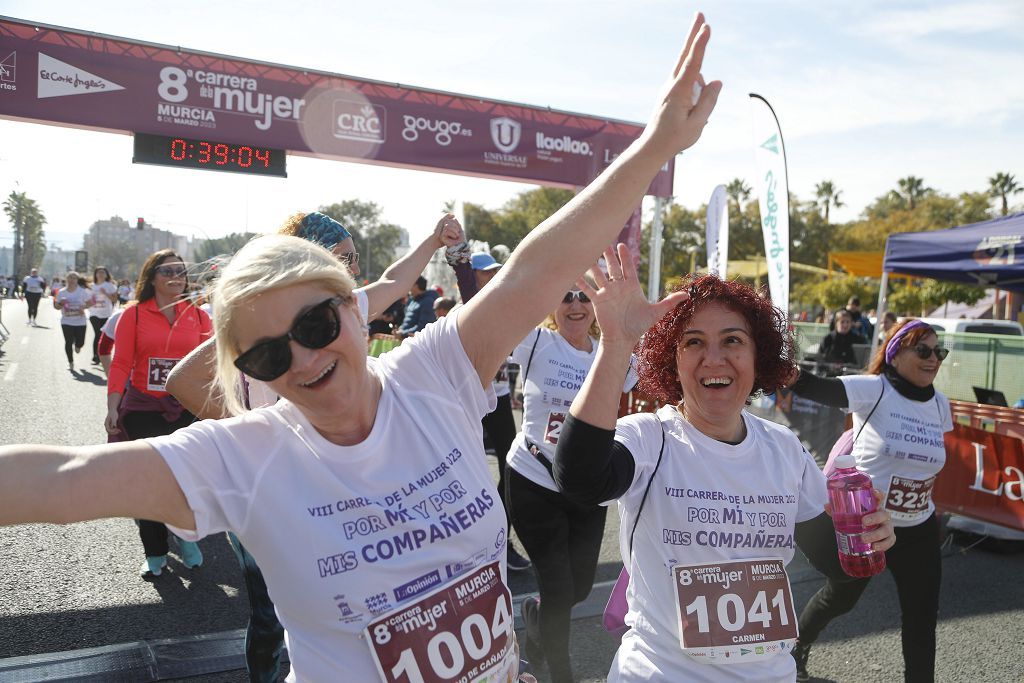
[834, 454, 856, 470]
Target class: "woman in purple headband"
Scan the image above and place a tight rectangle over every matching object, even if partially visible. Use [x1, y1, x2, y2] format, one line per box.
[786, 318, 953, 682]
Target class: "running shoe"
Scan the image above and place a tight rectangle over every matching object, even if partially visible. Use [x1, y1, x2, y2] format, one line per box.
[141, 555, 167, 577]
[179, 540, 204, 568]
[507, 543, 532, 571]
[520, 596, 544, 665]
[792, 642, 811, 682]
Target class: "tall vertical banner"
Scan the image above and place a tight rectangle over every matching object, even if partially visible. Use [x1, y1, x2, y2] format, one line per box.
[615, 205, 644, 270]
[705, 184, 729, 278]
[749, 94, 790, 318]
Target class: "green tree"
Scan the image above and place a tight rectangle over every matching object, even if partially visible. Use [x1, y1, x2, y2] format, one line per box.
[725, 178, 751, 214]
[462, 187, 575, 252]
[814, 180, 844, 225]
[894, 176, 932, 211]
[195, 232, 259, 261]
[3, 191, 46, 279]
[988, 172, 1022, 216]
[318, 200, 403, 282]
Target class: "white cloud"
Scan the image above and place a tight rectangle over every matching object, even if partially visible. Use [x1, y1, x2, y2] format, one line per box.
[858, 1, 1024, 39]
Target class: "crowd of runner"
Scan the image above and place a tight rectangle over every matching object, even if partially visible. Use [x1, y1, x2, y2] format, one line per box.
[3, 14, 963, 683]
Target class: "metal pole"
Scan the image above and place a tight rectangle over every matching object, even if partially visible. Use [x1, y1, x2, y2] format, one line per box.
[647, 197, 665, 303]
[869, 270, 890, 362]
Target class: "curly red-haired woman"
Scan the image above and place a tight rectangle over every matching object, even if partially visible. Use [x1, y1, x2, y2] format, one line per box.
[555, 257, 896, 683]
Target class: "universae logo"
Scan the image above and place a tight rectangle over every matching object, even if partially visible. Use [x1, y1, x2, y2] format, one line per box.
[490, 117, 521, 153]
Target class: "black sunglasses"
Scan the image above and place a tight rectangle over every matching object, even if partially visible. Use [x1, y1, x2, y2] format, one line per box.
[562, 290, 591, 304]
[338, 252, 359, 267]
[911, 344, 949, 361]
[155, 264, 187, 278]
[234, 297, 344, 381]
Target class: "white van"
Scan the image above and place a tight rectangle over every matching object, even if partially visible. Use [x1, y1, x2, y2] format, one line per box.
[916, 317, 1023, 336]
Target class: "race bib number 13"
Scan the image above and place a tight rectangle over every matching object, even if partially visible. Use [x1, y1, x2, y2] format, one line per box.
[673, 558, 798, 663]
[147, 358, 179, 392]
[365, 561, 515, 683]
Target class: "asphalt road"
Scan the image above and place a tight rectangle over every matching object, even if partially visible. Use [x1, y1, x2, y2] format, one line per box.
[1, 298, 1022, 682]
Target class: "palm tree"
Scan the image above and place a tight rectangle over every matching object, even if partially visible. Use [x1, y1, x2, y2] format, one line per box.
[3, 191, 46, 279]
[894, 176, 931, 210]
[988, 172, 1022, 216]
[814, 180, 844, 224]
[725, 178, 752, 213]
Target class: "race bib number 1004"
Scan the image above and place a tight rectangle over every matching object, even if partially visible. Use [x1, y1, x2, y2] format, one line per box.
[365, 561, 515, 683]
[673, 558, 798, 664]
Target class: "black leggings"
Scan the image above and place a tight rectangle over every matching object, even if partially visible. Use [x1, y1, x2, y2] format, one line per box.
[25, 291, 41, 319]
[89, 316, 108, 361]
[796, 512, 941, 683]
[60, 324, 87, 364]
[508, 468, 606, 683]
[482, 394, 517, 527]
[122, 408, 195, 557]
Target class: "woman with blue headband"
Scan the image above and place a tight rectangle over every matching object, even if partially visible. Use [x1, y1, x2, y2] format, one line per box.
[786, 318, 953, 682]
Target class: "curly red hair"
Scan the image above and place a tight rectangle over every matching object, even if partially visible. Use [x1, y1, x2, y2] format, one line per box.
[635, 274, 796, 402]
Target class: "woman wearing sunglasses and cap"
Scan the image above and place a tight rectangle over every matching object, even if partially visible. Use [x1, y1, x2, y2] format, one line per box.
[104, 249, 212, 577]
[0, 13, 721, 681]
[785, 318, 953, 682]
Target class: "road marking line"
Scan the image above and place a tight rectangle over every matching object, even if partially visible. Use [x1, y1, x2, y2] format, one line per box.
[3, 362, 18, 381]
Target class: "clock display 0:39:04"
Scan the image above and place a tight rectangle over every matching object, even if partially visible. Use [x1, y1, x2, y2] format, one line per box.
[168, 138, 273, 168]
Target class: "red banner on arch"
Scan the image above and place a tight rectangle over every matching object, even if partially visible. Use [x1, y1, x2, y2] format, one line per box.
[0, 17, 672, 196]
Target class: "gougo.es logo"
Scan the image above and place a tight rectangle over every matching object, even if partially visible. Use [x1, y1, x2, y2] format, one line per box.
[401, 115, 471, 146]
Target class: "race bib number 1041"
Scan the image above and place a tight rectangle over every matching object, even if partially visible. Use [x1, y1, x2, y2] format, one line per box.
[673, 558, 798, 664]
[365, 561, 515, 683]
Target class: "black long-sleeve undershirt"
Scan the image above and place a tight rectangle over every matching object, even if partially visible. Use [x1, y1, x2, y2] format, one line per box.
[553, 413, 636, 506]
[790, 370, 850, 408]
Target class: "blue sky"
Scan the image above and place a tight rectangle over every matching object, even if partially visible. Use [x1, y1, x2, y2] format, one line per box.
[1, 0, 1021, 250]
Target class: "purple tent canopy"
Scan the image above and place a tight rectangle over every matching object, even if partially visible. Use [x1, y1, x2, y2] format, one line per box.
[882, 213, 1024, 293]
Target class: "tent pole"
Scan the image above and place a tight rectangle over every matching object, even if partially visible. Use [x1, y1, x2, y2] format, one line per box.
[870, 270, 889, 361]
[647, 196, 665, 303]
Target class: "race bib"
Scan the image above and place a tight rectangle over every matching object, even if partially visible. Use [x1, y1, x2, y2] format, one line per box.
[673, 558, 797, 664]
[543, 412, 565, 445]
[885, 475, 935, 522]
[365, 561, 516, 683]
[147, 357, 179, 392]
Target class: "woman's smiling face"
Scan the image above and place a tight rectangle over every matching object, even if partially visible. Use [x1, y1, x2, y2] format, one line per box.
[674, 303, 756, 439]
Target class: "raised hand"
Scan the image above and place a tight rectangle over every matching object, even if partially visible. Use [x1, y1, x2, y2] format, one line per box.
[434, 213, 465, 248]
[642, 12, 722, 156]
[577, 243, 689, 348]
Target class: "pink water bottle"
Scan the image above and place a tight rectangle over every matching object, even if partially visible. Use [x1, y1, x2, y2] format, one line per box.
[828, 455, 886, 578]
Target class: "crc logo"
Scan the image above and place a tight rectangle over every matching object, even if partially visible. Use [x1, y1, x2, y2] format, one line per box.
[333, 99, 386, 144]
[401, 114, 470, 146]
[490, 117, 521, 153]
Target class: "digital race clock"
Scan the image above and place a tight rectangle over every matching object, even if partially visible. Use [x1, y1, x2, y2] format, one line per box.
[132, 132, 287, 177]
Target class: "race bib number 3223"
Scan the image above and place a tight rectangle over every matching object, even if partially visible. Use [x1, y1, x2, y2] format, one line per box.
[365, 561, 515, 683]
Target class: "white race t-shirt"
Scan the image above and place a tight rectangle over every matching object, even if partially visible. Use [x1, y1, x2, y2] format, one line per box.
[100, 310, 123, 338]
[90, 281, 118, 319]
[56, 287, 91, 326]
[609, 406, 828, 683]
[149, 314, 516, 683]
[23, 275, 46, 294]
[507, 326, 637, 491]
[840, 374, 953, 526]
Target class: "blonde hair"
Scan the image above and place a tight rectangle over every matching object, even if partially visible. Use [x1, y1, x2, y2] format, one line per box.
[541, 276, 601, 339]
[212, 234, 356, 415]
